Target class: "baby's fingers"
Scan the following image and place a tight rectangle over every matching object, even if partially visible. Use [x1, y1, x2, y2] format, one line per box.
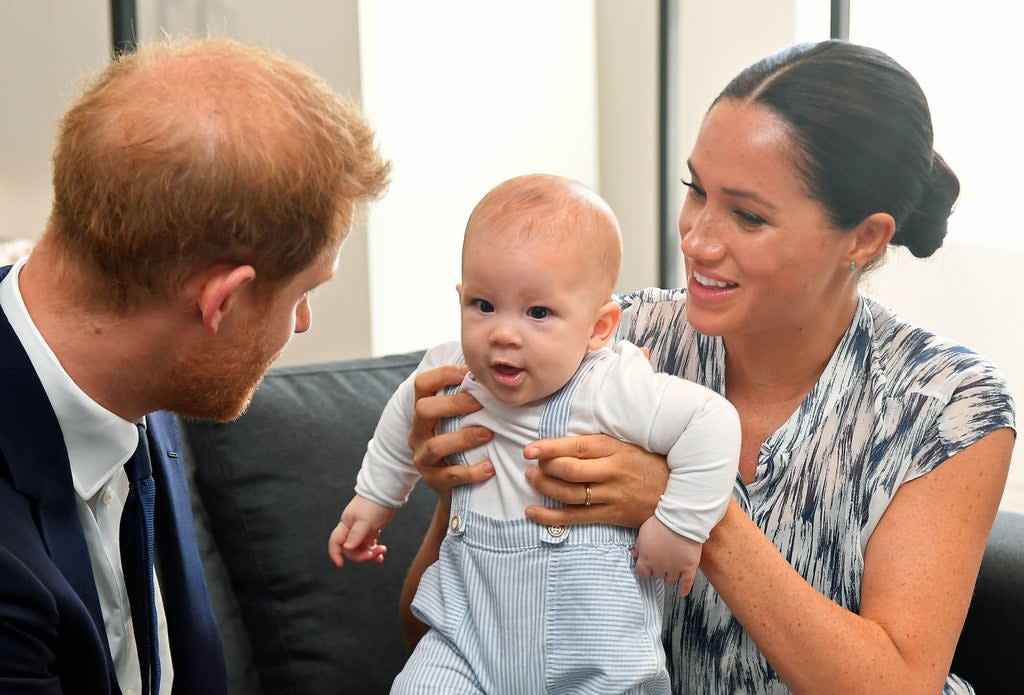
[342, 543, 388, 565]
[343, 519, 373, 550]
[328, 523, 350, 568]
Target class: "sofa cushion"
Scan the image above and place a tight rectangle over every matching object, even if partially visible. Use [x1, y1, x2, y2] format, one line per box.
[182, 351, 433, 695]
[180, 431, 263, 695]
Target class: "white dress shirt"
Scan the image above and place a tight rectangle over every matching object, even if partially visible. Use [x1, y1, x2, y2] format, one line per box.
[1, 258, 173, 695]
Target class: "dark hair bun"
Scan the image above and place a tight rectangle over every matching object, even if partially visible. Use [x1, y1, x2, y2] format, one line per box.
[892, 152, 960, 258]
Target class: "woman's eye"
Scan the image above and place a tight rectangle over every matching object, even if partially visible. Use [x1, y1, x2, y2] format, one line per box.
[736, 209, 766, 226]
[473, 299, 495, 313]
[527, 306, 550, 319]
[680, 178, 706, 199]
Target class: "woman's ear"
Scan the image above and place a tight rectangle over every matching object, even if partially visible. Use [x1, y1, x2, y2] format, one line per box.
[587, 301, 622, 350]
[850, 212, 896, 268]
[194, 265, 257, 334]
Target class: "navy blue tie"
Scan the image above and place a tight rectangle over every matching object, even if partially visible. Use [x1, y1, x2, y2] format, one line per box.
[120, 423, 161, 695]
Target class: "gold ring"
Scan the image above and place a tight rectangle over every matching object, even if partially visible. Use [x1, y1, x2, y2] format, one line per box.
[584, 484, 592, 507]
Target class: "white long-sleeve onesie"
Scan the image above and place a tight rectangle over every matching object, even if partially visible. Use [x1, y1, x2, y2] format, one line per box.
[355, 340, 740, 542]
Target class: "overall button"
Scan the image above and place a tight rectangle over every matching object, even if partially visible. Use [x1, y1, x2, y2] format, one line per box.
[547, 525, 565, 537]
[449, 515, 461, 532]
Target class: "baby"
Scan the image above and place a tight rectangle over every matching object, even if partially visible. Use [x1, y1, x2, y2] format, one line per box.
[330, 174, 740, 693]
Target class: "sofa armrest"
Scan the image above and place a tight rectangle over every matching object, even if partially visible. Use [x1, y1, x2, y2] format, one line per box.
[951, 509, 1024, 690]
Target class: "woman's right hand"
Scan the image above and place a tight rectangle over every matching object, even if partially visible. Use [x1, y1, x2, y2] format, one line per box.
[523, 434, 669, 528]
[408, 364, 495, 498]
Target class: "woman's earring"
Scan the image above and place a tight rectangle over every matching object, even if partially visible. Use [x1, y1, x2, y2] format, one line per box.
[849, 261, 857, 272]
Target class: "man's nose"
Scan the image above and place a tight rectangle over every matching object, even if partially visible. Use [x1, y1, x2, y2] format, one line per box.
[295, 298, 312, 334]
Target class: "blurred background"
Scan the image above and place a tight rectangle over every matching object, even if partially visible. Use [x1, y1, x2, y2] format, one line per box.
[1, 0, 1019, 510]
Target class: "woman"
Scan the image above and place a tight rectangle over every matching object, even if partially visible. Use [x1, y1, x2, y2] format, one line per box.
[401, 41, 1015, 694]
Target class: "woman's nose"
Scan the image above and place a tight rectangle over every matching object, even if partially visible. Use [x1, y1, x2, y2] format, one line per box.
[680, 206, 723, 260]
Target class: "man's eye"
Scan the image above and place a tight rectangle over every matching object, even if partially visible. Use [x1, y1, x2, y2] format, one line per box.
[473, 299, 495, 313]
[527, 306, 550, 319]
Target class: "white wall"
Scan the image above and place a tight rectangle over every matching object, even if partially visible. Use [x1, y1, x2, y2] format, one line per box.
[357, 0, 600, 355]
[0, 1, 108, 241]
[596, 1, 659, 292]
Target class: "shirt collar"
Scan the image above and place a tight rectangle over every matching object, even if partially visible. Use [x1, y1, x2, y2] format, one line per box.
[0, 258, 139, 499]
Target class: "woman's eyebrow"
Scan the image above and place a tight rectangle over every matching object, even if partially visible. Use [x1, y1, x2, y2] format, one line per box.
[686, 159, 777, 212]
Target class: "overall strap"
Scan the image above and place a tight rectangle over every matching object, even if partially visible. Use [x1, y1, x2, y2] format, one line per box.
[436, 356, 472, 518]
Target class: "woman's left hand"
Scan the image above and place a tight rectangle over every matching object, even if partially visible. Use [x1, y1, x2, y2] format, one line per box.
[523, 433, 669, 528]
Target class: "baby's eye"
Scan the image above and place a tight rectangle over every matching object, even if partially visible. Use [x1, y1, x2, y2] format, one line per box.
[472, 299, 495, 313]
[527, 306, 550, 319]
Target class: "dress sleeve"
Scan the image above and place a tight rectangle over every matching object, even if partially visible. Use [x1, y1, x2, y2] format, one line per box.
[904, 359, 1016, 482]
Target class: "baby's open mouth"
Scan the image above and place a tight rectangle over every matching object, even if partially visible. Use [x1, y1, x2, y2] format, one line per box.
[490, 363, 525, 386]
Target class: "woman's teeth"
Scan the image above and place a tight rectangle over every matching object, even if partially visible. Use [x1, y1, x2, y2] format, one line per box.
[694, 271, 735, 288]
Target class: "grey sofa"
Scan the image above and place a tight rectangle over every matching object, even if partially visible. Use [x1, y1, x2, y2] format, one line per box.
[179, 351, 1023, 695]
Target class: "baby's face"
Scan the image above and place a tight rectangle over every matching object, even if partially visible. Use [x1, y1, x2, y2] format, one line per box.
[459, 237, 606, 406]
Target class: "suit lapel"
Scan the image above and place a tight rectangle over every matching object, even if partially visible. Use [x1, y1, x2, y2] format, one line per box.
[149, 412, 227, 692]
[0, 265, 115, 671]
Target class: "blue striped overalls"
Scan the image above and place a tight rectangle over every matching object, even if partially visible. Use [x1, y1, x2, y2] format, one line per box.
[391, 352, 671, 695]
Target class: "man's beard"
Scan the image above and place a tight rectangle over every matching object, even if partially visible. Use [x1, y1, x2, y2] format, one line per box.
[165, 322, 282, 422]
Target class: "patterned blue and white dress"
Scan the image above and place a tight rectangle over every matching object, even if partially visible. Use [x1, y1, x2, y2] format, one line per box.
[615, 288, 1016, 695]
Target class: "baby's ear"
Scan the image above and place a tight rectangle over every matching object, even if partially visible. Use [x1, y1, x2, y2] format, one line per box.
[587, 301, 622, 350]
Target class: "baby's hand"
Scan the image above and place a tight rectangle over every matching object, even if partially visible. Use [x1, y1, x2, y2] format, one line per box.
[328, 495, 396, 568]
[633, 516, 702, 596]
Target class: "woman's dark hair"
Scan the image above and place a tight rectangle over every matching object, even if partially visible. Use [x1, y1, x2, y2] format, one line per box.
[715, 40, 959, 259]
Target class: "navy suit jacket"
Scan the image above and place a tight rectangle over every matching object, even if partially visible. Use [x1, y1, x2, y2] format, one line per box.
[0, 265, 227, 694]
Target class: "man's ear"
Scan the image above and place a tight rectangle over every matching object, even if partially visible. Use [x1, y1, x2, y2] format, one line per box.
[587, 301, 622, 350]
[849, 212, 896, 269]
[194, 265, 257, 334]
